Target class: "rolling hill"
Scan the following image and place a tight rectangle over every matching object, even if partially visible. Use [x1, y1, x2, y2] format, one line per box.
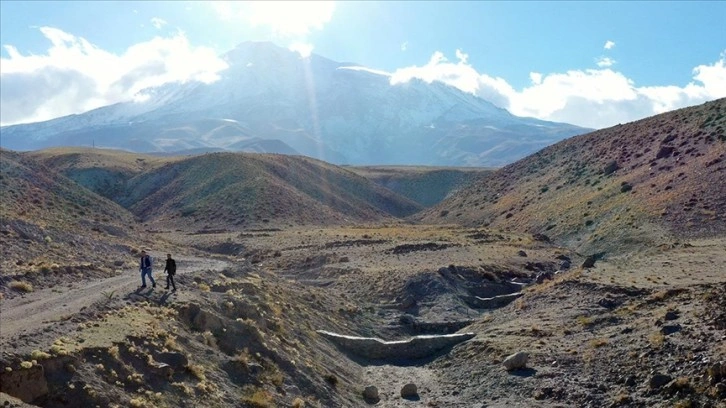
[28, 149, 424, 231]
[418, 98, 726, 254]
[0, 149, 143, 281]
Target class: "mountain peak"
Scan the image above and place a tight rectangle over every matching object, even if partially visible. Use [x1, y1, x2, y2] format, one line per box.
[0, 43, 587, 166]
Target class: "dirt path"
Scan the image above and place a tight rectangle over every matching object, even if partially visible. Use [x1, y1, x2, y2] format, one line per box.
[0, 256, 230, 343]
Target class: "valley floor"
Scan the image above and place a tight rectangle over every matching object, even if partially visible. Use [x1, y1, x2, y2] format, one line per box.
[1, 225, 725, 407]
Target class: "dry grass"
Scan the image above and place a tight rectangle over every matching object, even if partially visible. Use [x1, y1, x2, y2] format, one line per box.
[30, 350, 52, 360]
[576, 315, 595, 327]
[9, 280, 34, 292]
[589, 338, 608, 348]
[242, 388, 274, 408]
[649, 332, 666, 348]
[187, 363, 206, 381]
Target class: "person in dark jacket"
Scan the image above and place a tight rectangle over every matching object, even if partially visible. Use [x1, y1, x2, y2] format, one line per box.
[163, 253, 177, 291]
[139, 250, 155, 289]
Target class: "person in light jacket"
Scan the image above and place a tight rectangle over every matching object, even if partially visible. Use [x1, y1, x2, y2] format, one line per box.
[139, 250, 156, 289]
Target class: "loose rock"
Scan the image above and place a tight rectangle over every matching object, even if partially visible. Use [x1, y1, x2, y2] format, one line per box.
[363, 386, 379, 402]
[648, 373, 672, 390]
[502, 351, 529, 371]
[401, 383, 418, 399]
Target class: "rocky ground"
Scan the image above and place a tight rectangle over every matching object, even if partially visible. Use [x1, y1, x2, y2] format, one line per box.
[1, 225, 725, 407]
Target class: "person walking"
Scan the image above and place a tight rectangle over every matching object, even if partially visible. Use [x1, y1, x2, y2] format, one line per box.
[163, 253, 177, 291]
[139, 250, 156, 289]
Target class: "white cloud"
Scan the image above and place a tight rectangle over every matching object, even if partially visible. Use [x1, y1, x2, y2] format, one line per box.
[389, 50, 726, 129]
[596, 56, 616, 67]
[150, 17, 168, 30]
[529, 72, 543, 85]
[604, 40, 616, 50]
[210, 1, 335, 36]
[455, 49, 468, 64]
[0, 27, 228, 126]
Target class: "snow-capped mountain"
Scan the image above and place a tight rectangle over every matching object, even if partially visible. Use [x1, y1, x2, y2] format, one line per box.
[0, 41, 588, 166]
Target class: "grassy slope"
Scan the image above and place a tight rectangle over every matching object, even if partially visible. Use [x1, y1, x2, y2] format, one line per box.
[0, 149, 142, 280]
[29, 150, 424, 231]
[419, 98, 726, 254]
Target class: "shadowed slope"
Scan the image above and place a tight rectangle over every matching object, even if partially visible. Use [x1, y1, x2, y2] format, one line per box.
[0, 149, 141, 282]
[347, 165, 494, 207]
[418, 98, 726, 253]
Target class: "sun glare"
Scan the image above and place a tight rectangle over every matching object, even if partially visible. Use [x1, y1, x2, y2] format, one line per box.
[212, 1, 335, 36]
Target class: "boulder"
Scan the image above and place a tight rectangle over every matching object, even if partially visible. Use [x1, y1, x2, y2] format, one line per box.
[156, 352, 188, 370]
[648, 373, 672, 389]
[502, 351, 529, 371]
[363, 386, 379, 403]
[517, 250, 528, 257]
[660, 324, 681, 335]
[401, 383, 418, 399]
[602, 160, 620, 175]
[581, 256, 596, 268]
[149, 362, 173, 380]
[664, 310, 679, 321]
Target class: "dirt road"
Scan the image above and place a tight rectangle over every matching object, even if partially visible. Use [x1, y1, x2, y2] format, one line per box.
[0, 256, 230, 343]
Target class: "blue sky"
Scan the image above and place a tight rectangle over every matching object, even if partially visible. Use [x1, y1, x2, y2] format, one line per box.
[1, 1, 725, 128]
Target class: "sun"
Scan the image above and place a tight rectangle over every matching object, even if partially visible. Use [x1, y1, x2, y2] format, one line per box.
[212, 1, 336, 37]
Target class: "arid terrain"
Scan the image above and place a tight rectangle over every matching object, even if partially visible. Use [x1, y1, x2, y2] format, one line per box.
[1, 99, 725, 407]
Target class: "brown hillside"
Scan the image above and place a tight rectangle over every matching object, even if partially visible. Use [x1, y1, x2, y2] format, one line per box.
[418, 98, 726, 254]
[0, 150, 146, 292]
[31, 149, 423, 231]
[27, 147, 175, 202]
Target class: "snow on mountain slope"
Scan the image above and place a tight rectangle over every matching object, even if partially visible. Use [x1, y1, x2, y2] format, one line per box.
[0, 41, 588, 166]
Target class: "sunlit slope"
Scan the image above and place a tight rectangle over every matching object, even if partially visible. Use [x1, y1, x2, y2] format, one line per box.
[418, 98, 726, 253]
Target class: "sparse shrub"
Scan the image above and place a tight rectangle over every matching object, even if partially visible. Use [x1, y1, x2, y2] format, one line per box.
[163, 336, 181, 351]
[187, 363, 206, 381]
[108, 345, 120, 359]
[589, 338, 608, 348]
[20, 361, 33, 369]
[9, 281, 33, 293]
[577, 315, 595, 327]
[242, 388, 273, 408]
[201, 331, 216, 347]
[649, 332, 665, 348]
[291, 397, 305, 408]
[198, 282, 211, 292]
[30, 350, 51, 360]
